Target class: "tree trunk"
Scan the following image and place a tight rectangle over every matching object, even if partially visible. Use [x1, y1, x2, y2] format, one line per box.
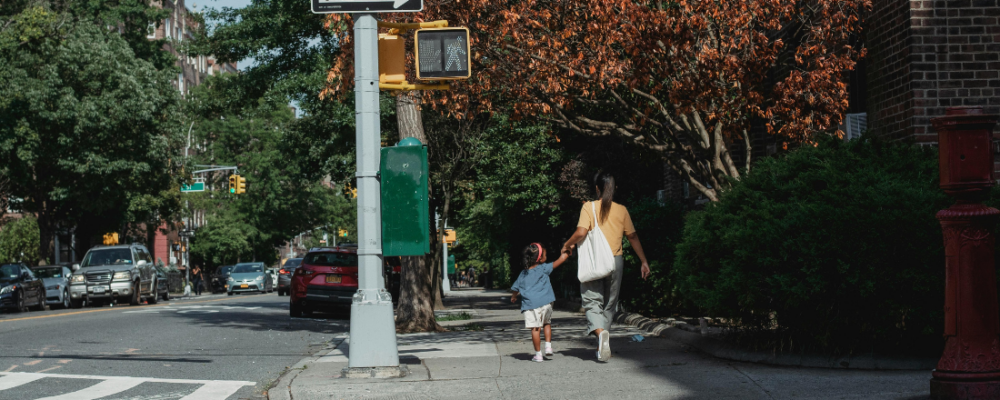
[393, 91, 443, 333]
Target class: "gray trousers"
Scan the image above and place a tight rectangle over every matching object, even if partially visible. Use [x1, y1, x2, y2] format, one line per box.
[580, 255, 624, 335]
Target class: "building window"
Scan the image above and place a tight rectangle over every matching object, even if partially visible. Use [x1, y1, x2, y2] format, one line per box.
[165, 18, 171, 38]
[147, 22, 156, 39]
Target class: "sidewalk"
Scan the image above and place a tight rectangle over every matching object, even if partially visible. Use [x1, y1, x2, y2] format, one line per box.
[269, 289, 929, 399]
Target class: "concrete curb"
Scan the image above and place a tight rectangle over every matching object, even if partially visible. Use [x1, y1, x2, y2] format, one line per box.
[267, 338, 345, 400]
[616, 312, 938, 371]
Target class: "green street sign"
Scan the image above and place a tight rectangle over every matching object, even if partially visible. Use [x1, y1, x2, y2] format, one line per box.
[181, 182, 205, 193]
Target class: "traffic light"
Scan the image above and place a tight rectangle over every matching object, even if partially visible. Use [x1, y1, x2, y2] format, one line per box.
[236, 176, 247, 194]
[229, 175, 237, 194]
[339, 229, 348, 238]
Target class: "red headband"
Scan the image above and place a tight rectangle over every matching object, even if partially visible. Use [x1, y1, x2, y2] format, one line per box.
[533, 243, 543, 263]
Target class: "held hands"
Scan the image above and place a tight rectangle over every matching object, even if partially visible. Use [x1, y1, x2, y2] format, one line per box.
[561, 244, 575, 257]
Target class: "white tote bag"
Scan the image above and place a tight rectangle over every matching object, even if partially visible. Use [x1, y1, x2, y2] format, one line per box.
[577, 201, 616, 283]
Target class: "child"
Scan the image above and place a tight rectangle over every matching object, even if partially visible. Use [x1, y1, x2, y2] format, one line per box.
[511, 242, 572, 362]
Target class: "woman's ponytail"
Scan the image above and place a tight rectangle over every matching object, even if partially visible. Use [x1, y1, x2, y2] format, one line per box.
[594, 171, 615, 224]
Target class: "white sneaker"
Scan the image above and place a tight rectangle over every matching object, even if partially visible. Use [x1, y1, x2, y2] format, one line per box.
[545, 344, 553, 356]
[532, 354, 545, 362]
[598, 331, 611, 362]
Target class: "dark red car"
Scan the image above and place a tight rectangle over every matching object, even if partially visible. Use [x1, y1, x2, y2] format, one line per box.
[289, 247, 359, 317]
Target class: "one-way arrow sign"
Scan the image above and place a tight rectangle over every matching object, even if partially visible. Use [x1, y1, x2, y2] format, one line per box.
[312, 0, 422, 13]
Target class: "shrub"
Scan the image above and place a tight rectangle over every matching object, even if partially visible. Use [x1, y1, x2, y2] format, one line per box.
[0, 216, 41, 265]
[673, 135, 950, 356]
[619, 197, 689, 317]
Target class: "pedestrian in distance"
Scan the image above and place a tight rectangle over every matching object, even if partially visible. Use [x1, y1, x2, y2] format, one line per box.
[562, 171, 651, 362]
[511, 242, 573, 362]
[467, 265, 477, 287]
[191, 265, 203, 296]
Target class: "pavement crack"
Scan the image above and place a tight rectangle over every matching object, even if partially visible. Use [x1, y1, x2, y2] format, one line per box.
[729, 363, 774, 399]
[421, 359, 431, 380]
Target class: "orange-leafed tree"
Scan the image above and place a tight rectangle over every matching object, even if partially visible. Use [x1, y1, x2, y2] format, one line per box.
[322, 0, 868, 202]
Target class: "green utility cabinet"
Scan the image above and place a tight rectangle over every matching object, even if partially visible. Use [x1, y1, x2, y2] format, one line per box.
[447, 255, 456, 274]
[380, 137, 431, 256]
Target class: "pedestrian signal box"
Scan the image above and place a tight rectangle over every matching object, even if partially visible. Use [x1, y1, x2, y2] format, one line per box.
[380, 137, 430, 256]
[414, 28, 471, 80]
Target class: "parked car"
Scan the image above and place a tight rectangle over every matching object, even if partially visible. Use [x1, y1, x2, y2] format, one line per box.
[210, 265, 234, 293]
[154, 266, 171, 301]
[0, 263, 46, 313]
[69, 244, 159, 307]
[276, 258, 302, 296]
[289, 247, 358, 317]
[384, 256, 401, 303]
[227, 262, 273, 295]
[31, 265, 73, 309]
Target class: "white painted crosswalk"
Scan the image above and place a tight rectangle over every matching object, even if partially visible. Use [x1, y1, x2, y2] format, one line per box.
[0, 372, 254, 400]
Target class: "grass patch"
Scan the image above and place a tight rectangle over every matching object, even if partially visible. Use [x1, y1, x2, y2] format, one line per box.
[458, 323, 484, 331]
[436, 312, 473, 321]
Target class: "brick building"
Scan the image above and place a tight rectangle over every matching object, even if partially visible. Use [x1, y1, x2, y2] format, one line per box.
[866, 0, 1000, 143]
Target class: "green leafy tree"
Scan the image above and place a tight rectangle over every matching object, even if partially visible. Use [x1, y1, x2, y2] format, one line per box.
[0, 8, 183, 260]
[0, 216, 41, 265]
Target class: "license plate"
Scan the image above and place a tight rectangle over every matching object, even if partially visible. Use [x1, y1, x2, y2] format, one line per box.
[325, 275, 342, 284]
[93, 287, 106, 294]
[240, 284, 248, 288]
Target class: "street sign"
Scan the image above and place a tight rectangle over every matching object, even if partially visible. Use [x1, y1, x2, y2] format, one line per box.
[179, 230, 194, 238]
[415, 28, 471, 80]
[181, 182, 205, 193]
[311, 0, 422, 13]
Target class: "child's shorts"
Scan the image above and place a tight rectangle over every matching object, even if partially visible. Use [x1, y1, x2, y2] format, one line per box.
[523, 303, 553, 328]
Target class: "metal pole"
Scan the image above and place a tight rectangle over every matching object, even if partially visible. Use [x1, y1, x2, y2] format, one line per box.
[442, 221, 451, 294]
[346, 13, 400, 373]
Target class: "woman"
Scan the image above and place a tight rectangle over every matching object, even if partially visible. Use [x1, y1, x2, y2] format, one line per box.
[562, 171, 650, 362]
[191, 265, 203, 296]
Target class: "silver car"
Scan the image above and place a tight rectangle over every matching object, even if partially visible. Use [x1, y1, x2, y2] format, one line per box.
[227, 262, 273, 295]
[31, 265, 73, 309]
[69, 244, 159, 307]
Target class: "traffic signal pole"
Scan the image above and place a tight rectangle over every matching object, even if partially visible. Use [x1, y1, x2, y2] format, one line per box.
[345, 13, 403, 377]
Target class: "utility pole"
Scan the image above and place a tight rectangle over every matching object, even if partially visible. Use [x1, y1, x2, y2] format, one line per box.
[344, 13, 402, 377]
[442, 220, 451, 294]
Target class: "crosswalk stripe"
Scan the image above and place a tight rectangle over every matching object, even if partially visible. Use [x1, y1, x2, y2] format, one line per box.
[0, 372, 255, 400]
[0, 373, 45, 390]
[36, 377, 145, 400]
[179, 381, 254, 400]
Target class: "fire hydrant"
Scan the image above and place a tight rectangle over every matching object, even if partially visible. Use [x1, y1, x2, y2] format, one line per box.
[931, 106, 1000, 399]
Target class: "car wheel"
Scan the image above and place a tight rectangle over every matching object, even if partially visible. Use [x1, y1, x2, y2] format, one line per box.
[71, 298, 84, 309]
[162, 290, 170, 301]
[61, 291, 71, 309]
[129, 281, 141, 306]
[290, 300, 303, 317]
[227, 291, 233, 296]
[14, 292, 24, 313]
[147, 282, 158, 305]
[30, 297, 47, 312]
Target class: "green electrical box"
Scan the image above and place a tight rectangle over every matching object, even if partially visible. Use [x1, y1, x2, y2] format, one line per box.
[380, 137, 431, 256]
[447, 255, 456, 274]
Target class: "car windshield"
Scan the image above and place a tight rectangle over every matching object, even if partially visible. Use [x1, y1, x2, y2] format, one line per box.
[81, 249, 132, 267]
[32, 267, 64, 279]
[304, 253, 358, 267]
[283, 259, 302, 268]
[233, 264, 263, 273]
[0, 264, 21, 280]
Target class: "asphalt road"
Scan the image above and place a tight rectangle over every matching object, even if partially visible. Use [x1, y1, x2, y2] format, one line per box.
[0, 292, 349, 400]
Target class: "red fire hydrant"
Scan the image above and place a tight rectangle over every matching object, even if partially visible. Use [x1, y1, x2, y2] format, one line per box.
[932, 106, 1000, 399]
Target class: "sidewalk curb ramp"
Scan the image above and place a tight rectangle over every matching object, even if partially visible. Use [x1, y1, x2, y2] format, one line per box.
[616, 312, 938, 371]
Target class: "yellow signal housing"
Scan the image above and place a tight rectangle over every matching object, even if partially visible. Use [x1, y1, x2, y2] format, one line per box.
[236, 176, 247, 194]
[102, 232, 119, 245]
[229, 175, 237, 194]
[339, 229, 349, 238]
[378, 33, 406, 84]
